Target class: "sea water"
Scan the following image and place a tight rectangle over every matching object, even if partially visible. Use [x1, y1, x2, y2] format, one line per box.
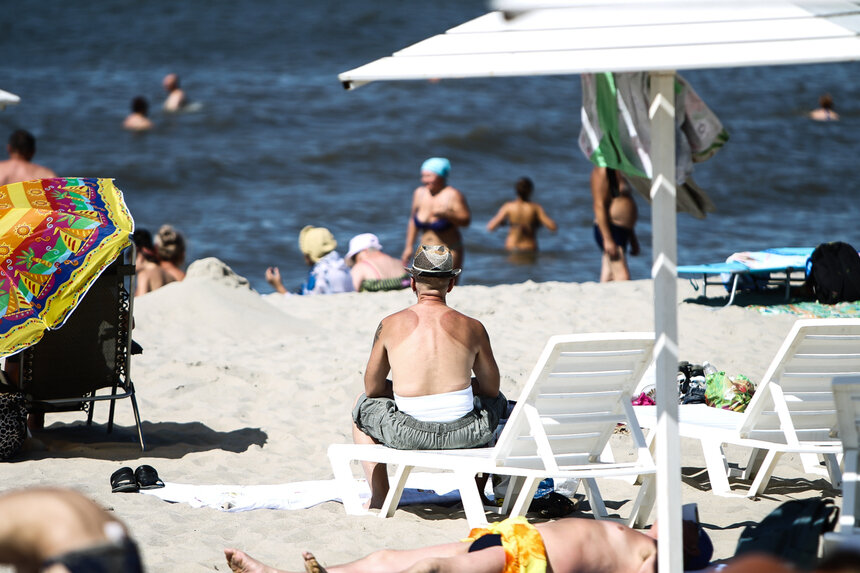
[3, 0, 859, 293]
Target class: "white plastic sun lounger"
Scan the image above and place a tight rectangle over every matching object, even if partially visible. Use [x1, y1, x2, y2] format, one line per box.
[636, 318, 860, 497]
[823, 376, 860, 554]
[328, 332, 656, 528]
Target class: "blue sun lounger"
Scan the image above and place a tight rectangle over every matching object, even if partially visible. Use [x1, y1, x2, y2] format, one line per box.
[678, 247, 814, 307]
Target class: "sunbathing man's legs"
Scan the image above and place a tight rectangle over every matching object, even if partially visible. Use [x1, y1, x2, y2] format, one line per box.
[225, 542, 505, 573]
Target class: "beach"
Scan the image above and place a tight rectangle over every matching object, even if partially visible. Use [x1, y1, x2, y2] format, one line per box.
[0, 258, 838, 572]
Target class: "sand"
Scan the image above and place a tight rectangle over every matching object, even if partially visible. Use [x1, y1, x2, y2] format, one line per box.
[0, 257, 837, 572]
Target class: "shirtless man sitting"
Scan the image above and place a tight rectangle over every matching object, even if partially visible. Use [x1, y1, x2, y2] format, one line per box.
[224, 513, 707, 573]
[0, 130, 56, 186]
[352, 245, 506, 509]
[0, 487, 144, 572]
[486, 176, 557, 252]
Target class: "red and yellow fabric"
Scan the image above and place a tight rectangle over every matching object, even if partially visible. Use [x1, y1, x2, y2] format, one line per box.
[463, 516, 547, 573]
[0, 177, 133, 357]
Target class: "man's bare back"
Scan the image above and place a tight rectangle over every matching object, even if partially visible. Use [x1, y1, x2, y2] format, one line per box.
[0, 158, 56, 186]
[383, 303, 484, 397]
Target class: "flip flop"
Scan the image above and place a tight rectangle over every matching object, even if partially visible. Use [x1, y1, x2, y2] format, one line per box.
[303, 552, 326, 573]
[110, 467, 139, 493]
[134, 465, 165, 489]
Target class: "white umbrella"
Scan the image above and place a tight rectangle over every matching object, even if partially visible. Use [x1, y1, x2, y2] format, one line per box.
[337, 2, 860, 571]
[0, 89, 21, 110]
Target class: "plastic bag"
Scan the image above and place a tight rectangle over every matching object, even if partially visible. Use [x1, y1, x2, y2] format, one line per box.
[704, 372, 755, 412]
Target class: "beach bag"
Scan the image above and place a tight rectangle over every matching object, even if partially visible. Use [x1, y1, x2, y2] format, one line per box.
[735, 498, 838, 569]
[805, 241, 860, 304]
[704, 372, 755, 412]
[0, 385, 28, 460]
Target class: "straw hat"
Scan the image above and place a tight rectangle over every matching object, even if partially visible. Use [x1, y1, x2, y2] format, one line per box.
[299, 226, 337, 263]
[406, 245, 461, 278]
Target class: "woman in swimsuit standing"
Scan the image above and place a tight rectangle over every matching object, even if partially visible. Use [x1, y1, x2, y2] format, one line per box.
[486, 177, 557, 252]
[401, 157, 471, 278]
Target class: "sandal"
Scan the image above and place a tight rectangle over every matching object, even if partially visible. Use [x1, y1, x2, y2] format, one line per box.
[134, 464, 165, 489]
[110, 467, 139, 493]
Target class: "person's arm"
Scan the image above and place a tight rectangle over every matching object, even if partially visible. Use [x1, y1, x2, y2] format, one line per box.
[350, 261, 368, 292]
[536, 204, 557, 232]
[591, 167, 620, 260]
[134, 272, 150, 297]
[486, 204, 509, 231]
[471, 322, 500, 398]
[402, 189, 420, 265]
[435, 188, 471, 227]
[265, 266, 288, 294]
[364, 321, 393, 398]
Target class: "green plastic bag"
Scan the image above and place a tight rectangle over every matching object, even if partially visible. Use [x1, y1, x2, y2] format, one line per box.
[704, 372, 755, 412]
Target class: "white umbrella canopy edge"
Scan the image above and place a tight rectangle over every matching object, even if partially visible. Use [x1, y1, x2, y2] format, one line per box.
[0, 89, 21, 110]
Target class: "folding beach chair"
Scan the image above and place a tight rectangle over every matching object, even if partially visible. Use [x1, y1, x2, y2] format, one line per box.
[17, 246, 145, 449]
[636, 318, 860, 497]
[329, 332, 656, 528]
[679, 247, 813, 307]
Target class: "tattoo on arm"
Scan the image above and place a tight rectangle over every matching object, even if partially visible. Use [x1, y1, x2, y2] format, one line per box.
[373, 322, 383, 345]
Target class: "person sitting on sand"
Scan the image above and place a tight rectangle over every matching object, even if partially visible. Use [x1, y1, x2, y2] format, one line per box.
[155, 224, 187, 282]
[224, 513, 714, 573]
[0, 129, 56, 186]
[133, 228, 174, 296]
[123, 96, 154, 131]
[345, 233, 410, 292]
[162, 73, 188, 112]
[486, 176, 557, 252]
[809, 93, 840, 122]
[591, 167, 640, 282]
[266, 226, 354, 295]
[0, 487, 144, 573]
[352, 245, 505, 509]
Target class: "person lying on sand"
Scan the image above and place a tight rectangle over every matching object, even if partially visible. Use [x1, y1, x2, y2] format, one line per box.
[351, 245, 505, 509]
[0, 487, 144, 572]
[224, 514, 713, 573]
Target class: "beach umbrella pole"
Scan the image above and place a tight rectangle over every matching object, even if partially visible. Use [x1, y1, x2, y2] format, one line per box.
[650, 70, 683, 573]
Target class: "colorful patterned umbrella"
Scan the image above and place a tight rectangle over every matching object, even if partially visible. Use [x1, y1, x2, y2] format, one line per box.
[0, 177, 133, 357]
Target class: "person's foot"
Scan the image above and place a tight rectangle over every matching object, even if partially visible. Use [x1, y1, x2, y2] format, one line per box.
[303, 552, 327, 573]
[224, 548, 284, 573]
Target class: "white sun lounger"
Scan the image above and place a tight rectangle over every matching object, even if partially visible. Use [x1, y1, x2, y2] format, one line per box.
[823, 376, 860, 554]
[328, 332, 656, 528]
[636, 318, 860, 497]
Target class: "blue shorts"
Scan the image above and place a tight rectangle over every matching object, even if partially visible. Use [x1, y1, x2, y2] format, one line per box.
[593, 223, 631, 252]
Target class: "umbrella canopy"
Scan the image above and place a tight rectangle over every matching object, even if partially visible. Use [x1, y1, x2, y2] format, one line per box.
[0, 89, 20, 110]
[337, 2, 860, 571]
[0, 177, 133, 357]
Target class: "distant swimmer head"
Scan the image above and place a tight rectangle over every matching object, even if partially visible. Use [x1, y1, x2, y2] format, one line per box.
[299, 225, 337, 263]
[421, 157, 451, 179]
[346, 233, 382, 262]
[515, 177, 534, 200]
[163, 73, 180, 91]
[131, 96, 149, 115]
[819, 93, 834, 110]
[8, 129, 36, 160]
[406, 245, 461, 278]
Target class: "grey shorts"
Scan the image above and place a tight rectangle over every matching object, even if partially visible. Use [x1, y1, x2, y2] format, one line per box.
[353, 390, 508, 450]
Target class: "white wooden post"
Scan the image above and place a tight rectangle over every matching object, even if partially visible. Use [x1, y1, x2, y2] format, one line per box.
[650, 70, 682, 573]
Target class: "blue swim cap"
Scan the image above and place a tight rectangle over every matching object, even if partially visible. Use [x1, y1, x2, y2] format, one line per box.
[421, 157, 451, 178]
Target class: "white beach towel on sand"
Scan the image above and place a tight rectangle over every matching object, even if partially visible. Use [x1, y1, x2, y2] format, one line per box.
[140, 472, 461, 512]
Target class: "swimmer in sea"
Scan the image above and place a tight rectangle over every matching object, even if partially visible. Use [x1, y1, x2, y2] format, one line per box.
[591, 166, 640, 282]
[486, 176, 557, 253]
[809, 93, 840, 121]
[401, 157, 471, 280]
